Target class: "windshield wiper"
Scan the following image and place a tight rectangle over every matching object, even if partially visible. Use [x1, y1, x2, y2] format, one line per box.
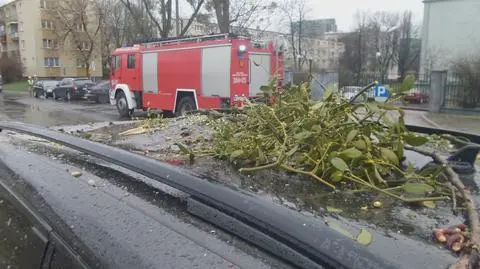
[0, 121, 400, 269]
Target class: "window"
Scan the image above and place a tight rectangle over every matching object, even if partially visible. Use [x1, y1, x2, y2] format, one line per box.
[40, 0, 46, 8]
[44, 57, 59, 67]
[127, 54, 135, 69]
[42, 39, 57, 49]
[41, 20, 54, 29]
[75, 41, 90, 50]
[76, 58, 86, 68]
[0, 194, 48, 269]
[75, 24, 85, 32]
[112, 55, 121, 70]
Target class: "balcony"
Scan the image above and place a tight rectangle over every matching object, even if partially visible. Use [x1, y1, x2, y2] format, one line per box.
[9, 32, 19, 41]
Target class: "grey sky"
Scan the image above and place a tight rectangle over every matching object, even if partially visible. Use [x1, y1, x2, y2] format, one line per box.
[0, 0, 425, 32]
[308, 0, 425, 31]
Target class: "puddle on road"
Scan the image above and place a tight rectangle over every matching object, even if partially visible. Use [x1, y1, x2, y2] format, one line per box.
[0, 94, 116, 126]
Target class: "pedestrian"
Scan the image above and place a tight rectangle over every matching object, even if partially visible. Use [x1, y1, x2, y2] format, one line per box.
[27, 76, 34, 97]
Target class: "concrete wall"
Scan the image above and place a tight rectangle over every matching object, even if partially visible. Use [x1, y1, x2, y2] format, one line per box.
[420, 0, 480, 74]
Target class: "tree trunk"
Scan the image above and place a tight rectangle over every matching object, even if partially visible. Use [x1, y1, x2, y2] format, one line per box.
[213, 0, 230, 33]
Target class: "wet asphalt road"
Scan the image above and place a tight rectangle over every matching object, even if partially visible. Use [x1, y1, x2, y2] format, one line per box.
[0, 92, 122, 126]
[0, 91, 439, 128]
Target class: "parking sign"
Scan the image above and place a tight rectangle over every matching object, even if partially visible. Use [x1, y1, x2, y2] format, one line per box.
[374, 84, 389, 102]
[375, 84, 389, 97]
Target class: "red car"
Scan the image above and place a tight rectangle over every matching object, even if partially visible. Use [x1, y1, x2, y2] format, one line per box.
[404, 89, 429, 104]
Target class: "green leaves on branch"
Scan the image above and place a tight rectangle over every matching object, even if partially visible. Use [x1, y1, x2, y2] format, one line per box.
[404, 134, 429, 146]
[331, 157, 349, 172]
[202, 81, 449, 203]
[339, 148, 363, 159]
[380, 148, 399, 165]
[403, 183, 435, 195]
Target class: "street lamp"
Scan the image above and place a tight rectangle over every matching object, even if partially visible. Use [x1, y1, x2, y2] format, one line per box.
[375, 52, 381, 81]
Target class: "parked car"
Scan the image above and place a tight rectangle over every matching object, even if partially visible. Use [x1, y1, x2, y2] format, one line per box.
[404, 88, 429, 104]
[32, 80, 59, 98]
[52, 78, 95, 101]
[83, 80, 110, 104]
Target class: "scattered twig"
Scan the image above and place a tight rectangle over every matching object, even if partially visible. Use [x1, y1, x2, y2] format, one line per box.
[451, 185, 458, 216]
[348, 81, 377, 104]
[404, 145, 480, 269]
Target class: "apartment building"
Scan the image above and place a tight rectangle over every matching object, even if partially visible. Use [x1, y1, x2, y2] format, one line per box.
[420, 0, 480, 73]
[0, 0, 102, 78]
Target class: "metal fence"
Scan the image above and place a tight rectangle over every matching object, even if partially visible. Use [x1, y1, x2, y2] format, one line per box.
[443, 73, 480, 110]
[285, 71, 480, 111]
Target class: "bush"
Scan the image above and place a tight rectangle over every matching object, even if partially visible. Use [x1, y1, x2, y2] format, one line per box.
[0, 52, 24, 83]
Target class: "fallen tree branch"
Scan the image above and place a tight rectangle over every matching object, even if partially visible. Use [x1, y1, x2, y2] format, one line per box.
[405, 145, 480, 269]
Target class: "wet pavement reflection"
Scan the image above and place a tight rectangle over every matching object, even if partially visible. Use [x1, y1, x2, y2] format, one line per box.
[0, 92, 121, 126]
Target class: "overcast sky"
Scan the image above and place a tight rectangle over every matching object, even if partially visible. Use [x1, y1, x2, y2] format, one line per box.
[307, 0, 425, 31]
[0, 0, 425, 32]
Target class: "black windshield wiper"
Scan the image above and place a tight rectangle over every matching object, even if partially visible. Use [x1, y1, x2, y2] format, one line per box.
[0, 121, 401, 269]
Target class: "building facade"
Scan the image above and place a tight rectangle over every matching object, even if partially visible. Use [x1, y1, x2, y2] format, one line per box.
[0, 0, 102, 78]
[420, 0, 480, 73]
[292, 19, 338, 39]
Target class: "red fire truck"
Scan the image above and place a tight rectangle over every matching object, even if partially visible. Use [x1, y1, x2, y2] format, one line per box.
[109, 33, 287, 117]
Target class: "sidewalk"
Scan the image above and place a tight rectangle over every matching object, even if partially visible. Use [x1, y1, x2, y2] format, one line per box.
[423, 112, 480, 135]
[387, 109, 480, 135]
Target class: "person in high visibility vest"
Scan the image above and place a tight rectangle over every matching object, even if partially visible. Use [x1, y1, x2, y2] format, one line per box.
[27, 76, 34, 97]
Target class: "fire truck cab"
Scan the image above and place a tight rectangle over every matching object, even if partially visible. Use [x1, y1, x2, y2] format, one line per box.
[109, 33, 287, 117]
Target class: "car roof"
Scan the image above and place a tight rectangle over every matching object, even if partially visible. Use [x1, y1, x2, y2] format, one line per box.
[0, 137, 289, 269]
[0, 122, 472, 268]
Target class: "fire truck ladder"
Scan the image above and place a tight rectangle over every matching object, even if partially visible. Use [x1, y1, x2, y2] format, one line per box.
[141, 33, 243, 48]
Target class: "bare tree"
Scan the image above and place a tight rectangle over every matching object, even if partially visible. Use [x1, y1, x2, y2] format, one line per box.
[0, 52, 24, 82]
[204, 0, 278, 34]
[397, 11, 421, 79]
[120, 0, 205, 38]
[368, 11, 401, 81]
[278, 0, 308, 70]
[339, 11, 370, 85]
[55, 0, 103, 76]
[209, 0, 229, 33]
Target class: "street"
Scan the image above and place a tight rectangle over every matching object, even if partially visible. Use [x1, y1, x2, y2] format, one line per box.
[1, 91, 478, 136]
[0, 92, 121, 126]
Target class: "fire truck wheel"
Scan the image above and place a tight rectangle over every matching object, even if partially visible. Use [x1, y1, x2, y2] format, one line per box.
[175, 96, 196, 117]
[116, 91, 131, 118]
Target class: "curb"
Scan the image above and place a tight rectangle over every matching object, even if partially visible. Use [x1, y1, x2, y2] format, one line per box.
[419, 113, 442, 129]
[398, 106, 429, 112]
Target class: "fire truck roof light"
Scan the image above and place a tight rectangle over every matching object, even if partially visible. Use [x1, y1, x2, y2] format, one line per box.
[238, 45, 247, 53]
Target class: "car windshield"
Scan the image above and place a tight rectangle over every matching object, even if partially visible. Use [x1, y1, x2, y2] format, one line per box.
[43, 81, 57, 87]
[74, 80, 94, 86]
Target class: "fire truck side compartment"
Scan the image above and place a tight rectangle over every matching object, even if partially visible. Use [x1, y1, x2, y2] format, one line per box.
[201, 45, 232, 97]
[249, 53, 271, 96]
[142, 52, 158, 94]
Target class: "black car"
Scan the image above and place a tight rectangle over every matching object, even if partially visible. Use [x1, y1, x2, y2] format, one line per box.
[83, 80, 110, 104]
[52, 78, 95, 101]
[33, 80, 59, 98]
